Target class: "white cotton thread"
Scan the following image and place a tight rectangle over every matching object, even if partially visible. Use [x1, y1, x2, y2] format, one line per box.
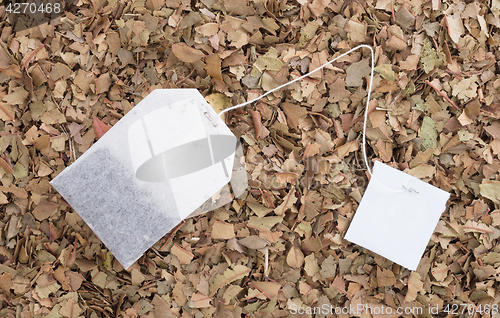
[221, 44, 418, 193]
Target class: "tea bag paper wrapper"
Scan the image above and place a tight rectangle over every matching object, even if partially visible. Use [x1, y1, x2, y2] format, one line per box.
[344, 161, 450, 271]
[51, 89, 246, 269]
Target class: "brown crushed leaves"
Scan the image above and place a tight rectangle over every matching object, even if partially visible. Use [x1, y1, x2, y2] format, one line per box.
[0, 0, 500, 317]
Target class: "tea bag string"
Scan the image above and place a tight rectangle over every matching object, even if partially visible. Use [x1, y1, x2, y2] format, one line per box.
[219, 44, 417, 193]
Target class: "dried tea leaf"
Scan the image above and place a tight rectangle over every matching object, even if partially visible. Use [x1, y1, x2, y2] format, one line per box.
[59, 299, 82, 317]
[247, 202, 273, 218]
[431, 262, 449, 281]
[32, 200, 59, 221]
[299, 21, 319, 48]
[247, 216, 282, 231]
[0, 185, 28, 199]
[345, 59, 371, 87]
[345, 19, 367, 43]
[463, 220, 493, 234]
[251, 48, 283, 76]
[281, 102, 307, 131]
[131, 269, 145, 286]
[205, 93, 232, 114]
[452, 76, 478, 100]
[35, 282, 61, 299]
[420, 39, 445, 73]
[400, 54, 420, 71]
[287, 238, 304, 268]
[426, 95, 442, 114]
[374, 64, 396, 81]
[50, 62, 71, 81]
[178, 11, 202, 29]
[309, 0, 331, 17]
[30, 101, 47, 120]
[106, 31, 121, 55]
[419, 116, 437, 151]
[0, 103, 14, 121]
[3, 87, 28, 105]
[320, 256, 337, 279]
[210, 264, 251, 296]
[212, 221, 235, 240]
[332, 275, 347, 294]
[465, 98, 481, 119]
[195, 23, 219, 36]
[152, 294, 172, 318]
[171, 43, 205, 64]
[251, 281, 281, 298]
[0, 44, 11, 69]
[205, 54, 222, 80]
[248, 109, 269, 139]
[409, 148, 433, 168]
[0, 157, 13, 174]
[75, 258, 97, 272]
[335, 140, 359, 158]
[91, 270, 107, 289]
[482, 252, 500, 265]
[118, 48, 134, 65]
[171, 244, 194, 264]
[328, 78, 351, 103]
[227, 29, 248, 49]
[223, 0, 256, 15]
[238, 236, 268, 249]
[480, 180, 500, 204]
[95, 73, 111, 94]
[65, 271, 84, 291]
[190, 293, 211, 308]
[377, 267, 396, 287]
[93, 116, 111, 139]
[41, 109, 66, 125]
[408, 164, 435, 178]
[274, 190, 297, 216]
[304, 254, 320, 277]
[445, 15, 464, 43]
[221, 285, 243, 305]
[0, 272, 12, 292]
[404, 272, 424, 302]
[51, 136, 67, 152]
[395, 6, 414, 30]
[74, 70, 94, 94]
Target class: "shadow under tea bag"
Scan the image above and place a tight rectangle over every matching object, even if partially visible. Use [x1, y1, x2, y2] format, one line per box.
[50, 89, 247, 269]
[344, 161, 450, 271]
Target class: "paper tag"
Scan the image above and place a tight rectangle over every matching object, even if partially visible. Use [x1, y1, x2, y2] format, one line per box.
[344, 161, 450, 270]
[51, 89, 245, 269]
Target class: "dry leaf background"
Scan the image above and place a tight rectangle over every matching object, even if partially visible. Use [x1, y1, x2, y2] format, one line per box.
[0, 0, 500, 317]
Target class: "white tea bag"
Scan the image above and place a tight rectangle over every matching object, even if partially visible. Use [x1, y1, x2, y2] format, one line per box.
[344, 161, 450, 270]
[51, 89, 246, 269]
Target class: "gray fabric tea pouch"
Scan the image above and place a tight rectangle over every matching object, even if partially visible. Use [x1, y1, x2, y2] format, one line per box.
[51, 89, 246, 269]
